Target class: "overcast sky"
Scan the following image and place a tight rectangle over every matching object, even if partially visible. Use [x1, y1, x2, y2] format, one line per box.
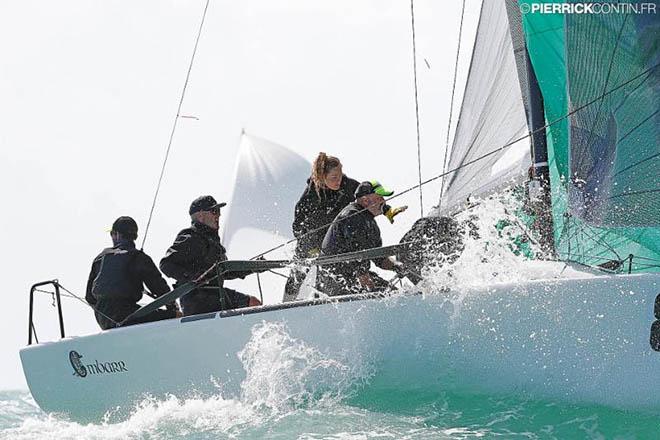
[0, 0, 480, 390]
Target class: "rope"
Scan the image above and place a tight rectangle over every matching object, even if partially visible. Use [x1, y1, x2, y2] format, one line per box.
[256, 273, 264, 304]
[141, 0, 211, 250]
[34, 283, 120, 327]
[58, 283, 120, 326]
[248, 63, 658, 261]
[409, 0, 424, 217]
[438, 0, 467, 208]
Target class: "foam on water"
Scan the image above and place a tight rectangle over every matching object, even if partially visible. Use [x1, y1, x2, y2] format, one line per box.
[2, 321, 372, 439]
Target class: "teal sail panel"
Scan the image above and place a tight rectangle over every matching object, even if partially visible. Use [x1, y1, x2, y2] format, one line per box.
[519, 0, 660, 272]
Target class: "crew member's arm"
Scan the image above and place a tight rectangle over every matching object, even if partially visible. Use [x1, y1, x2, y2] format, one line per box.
[85, 257, 101, 305]
[135, 252, 170, 298]
[135, 252, 181, 314]
[160, 231, 200, 282]
[341, 215, 372, 284]
[292, 189, 317, 254]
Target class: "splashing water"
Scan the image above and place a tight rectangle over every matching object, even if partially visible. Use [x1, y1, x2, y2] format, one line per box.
[238, 321, 355, 414]
[2, 322, 369, 439]
[415, 190, 545, 292]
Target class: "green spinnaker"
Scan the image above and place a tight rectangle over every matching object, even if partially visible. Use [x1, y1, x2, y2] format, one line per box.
[519, 0, 660, 272]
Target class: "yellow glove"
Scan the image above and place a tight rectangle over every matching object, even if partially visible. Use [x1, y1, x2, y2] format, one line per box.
[307, 248, 321, 257]
[384, 205, 408, 224]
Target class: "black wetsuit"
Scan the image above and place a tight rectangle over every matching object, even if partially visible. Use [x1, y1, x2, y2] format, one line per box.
[85, 240, 176, 330]
[317, 202, 388, 296]
[283, 175, 360, 301]
[292, 175, 360, 256]
[160, 221, 251, 316]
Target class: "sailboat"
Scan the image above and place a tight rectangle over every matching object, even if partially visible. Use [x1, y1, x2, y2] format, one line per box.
[20, 0, 660, 420]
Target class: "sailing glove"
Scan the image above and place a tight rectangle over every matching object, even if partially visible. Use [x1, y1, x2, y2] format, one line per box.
[383, 204, 408, 224]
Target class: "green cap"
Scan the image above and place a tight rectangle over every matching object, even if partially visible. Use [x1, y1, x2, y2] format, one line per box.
[355, 180, 394, 198]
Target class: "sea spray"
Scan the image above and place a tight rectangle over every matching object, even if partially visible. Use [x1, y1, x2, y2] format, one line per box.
[238, 320, 359, 414]
[3, 321, 370, 439]
[410, 190, 545, 296]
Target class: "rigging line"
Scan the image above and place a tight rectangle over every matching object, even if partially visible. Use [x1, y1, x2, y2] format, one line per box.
[628, 255, 660, 263]
[577, 222, 622, 261]
[559, 218, 631, 265]
[555, 252, 614, 261]
[34, 289, 79, 301]
[409, 0, 424, 217]
[438, 0, 467, 208]
[57, 283, 120, 326]
[635, 264, 660, 269]
[605, 188, 660, 200]
[559, 216, 608, 255]
[250, 63, 658, 260]
[388, 63, 659, 204]
[573, 13, 629, 174]
[612, 68, 654, 114]
[141, 0, 212, 250]
[267, 269, 289, 279]
[611, 152, 660, 178]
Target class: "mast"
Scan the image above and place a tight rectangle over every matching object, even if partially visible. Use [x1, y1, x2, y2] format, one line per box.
[524, 50, 556, 257]
[504, 0, 555, 257]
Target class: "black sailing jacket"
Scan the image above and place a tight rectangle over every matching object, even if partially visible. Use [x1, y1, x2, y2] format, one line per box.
[292, 175, 359, 257]
[85, 240, 171, 328]
[160, 221, 250, 314]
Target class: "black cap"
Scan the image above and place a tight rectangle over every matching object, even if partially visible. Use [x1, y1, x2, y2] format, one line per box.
[355, 180, 394, 199]
[111, 216, 138, 238]
[189, 195, 227, 215]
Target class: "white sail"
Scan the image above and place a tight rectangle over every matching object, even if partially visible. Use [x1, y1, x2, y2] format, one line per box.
[221, 132, 311, 249]
[440, 0, 531, 213]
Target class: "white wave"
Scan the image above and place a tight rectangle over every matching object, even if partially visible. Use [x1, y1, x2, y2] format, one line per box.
[239, 321, 357, 414]
[3, 322, 366, 439]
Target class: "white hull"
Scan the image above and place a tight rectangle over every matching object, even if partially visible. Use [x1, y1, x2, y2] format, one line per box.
[21, 267, 660, 419]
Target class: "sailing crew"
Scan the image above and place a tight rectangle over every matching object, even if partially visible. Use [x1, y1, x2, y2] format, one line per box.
[284, 153, 407, 302]
[316, 180, 406, 296]
[160, 195, 262, 316]
[85, 216, 180, 330]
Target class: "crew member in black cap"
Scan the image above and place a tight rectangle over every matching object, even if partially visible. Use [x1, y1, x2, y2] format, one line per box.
[160, 195, 262, 316]
[317, 181, 405, 296]
[85, 216, 180, 330]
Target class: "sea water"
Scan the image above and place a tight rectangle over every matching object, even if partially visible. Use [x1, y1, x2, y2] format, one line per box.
[3, 194, 659, 439]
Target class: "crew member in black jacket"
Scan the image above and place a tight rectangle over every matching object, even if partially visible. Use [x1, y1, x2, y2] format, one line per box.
[85, 216, 179, 330]
[160, 195, 262, 316]
[284, 153, 408, 301]
[284, 153, 359, 301]
[317, 181, 405, 296]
